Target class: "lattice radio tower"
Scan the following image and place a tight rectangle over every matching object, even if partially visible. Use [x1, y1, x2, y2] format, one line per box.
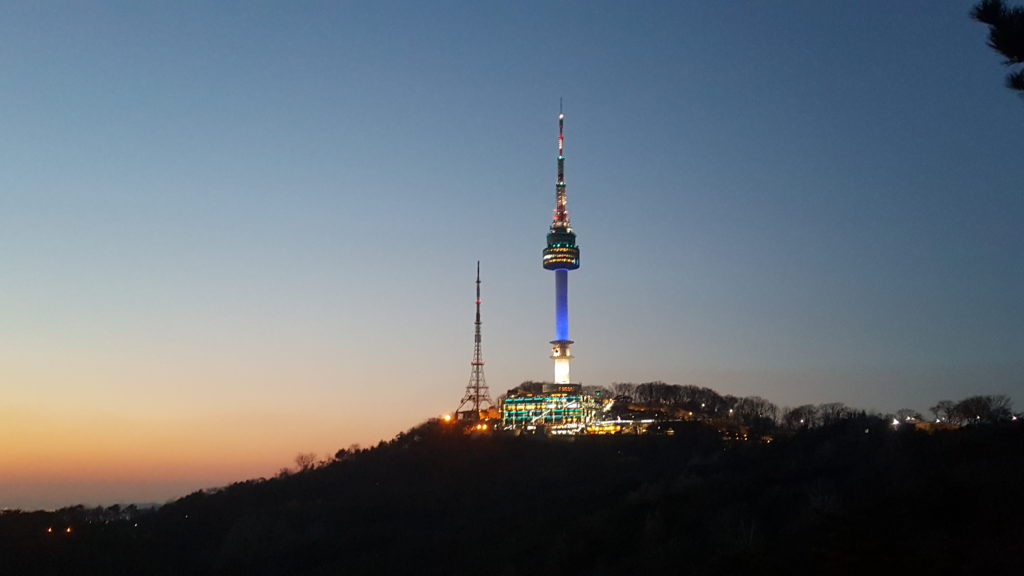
[455, 261, 494, 419]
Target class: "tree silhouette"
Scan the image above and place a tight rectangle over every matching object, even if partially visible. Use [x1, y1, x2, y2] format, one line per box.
[953, 394, 1014, 424]
[818, 402, 851, 426]
[783, 404, 819, 430]
[930, 399, 957, 422]
[733, 396, 779, 426]
[895, 408, 923, 422]
[294, 452, 318, 471]
[972, 0, 1024, 93]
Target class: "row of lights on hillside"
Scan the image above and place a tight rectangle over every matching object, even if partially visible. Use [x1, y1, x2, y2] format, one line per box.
[441, 414, 489, 431]
[47, 522, 140, 534]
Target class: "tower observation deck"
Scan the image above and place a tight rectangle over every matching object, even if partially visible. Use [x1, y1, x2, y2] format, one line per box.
[543, 110, 580, 385]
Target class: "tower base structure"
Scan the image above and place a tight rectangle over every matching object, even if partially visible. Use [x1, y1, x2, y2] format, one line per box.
[550, 339, 573, 385]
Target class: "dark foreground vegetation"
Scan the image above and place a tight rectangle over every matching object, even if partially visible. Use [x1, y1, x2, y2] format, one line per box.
[3, 417, 1023, 576]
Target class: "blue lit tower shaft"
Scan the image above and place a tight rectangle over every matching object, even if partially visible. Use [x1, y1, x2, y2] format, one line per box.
[542, 111, 580, 384]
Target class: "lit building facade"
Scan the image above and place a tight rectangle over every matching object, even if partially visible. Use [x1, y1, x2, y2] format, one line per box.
[501, 384, 601, 433]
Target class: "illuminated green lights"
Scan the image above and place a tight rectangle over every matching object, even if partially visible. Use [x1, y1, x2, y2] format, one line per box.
[502, 393, 592, 426]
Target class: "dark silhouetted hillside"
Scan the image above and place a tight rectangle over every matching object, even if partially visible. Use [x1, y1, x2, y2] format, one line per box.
[2, 418, 1023, 575]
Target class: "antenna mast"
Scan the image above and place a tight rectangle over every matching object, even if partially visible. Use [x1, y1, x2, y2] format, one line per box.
[455, 261, 494, 419]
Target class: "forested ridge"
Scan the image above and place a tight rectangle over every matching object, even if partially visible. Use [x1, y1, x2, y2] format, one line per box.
[3, 414, 1023, 576]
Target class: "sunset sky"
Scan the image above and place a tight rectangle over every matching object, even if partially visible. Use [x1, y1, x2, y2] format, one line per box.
[3, 1, 1022, 510]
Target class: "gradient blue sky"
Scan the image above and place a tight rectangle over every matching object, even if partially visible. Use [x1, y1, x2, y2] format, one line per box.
[3, 1, 1022, 509]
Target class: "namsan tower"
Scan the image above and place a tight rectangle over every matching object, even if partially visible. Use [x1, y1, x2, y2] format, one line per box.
[542, 108, 581, 385]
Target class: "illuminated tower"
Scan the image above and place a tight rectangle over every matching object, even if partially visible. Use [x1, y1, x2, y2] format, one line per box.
[455, 261, 494, 419]
[542, 109, 580, 385]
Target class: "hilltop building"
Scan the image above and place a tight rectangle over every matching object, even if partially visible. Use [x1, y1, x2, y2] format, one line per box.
[502, 383, 602, 434]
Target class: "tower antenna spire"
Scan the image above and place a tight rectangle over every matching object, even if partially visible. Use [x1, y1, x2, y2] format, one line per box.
[455, 260, 494, 419]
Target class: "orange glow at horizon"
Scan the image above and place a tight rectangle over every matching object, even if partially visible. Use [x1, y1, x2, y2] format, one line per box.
[1, 402, 409, 509]
[3, 406, 332, 482]
[1, 350, 438, 509]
